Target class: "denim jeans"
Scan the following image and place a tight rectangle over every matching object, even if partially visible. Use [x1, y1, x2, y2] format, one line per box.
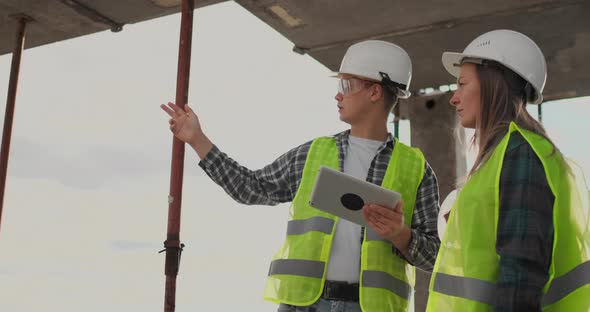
[277, 299, 362, 312]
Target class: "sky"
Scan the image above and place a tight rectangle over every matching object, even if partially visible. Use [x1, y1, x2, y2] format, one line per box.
[0, 2, 588, 311]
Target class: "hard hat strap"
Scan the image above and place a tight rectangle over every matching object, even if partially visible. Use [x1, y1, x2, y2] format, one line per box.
[379, 71, 407, 96]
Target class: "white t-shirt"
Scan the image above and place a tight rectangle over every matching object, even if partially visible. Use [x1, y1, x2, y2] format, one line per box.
[326, 135, 384, 282]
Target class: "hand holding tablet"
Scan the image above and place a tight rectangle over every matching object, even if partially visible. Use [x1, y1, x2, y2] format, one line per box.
[309, 166, 402, 227]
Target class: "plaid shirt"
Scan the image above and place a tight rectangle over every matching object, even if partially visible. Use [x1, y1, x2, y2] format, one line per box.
[495, 132, 554, 312]
[199, 130, 441, 271]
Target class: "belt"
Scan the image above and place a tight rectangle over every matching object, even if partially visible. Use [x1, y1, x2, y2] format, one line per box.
[322, 280, 359, 302]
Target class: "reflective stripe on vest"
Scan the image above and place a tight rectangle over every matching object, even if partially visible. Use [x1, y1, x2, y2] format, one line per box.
[427, 122, 590, 311]
[268, 259, 325, 279]
[543, 260, 590, 306]
[362, 270, 412, 300]
[432, 260, 590, 307]
[286, 217, 335, 235]
[432, 273, 497, 306]
[365, 228, 387, 242]
[264, 136, 426, 311]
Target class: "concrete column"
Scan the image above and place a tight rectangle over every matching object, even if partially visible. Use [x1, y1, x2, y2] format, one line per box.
[404, 91, 467, 312]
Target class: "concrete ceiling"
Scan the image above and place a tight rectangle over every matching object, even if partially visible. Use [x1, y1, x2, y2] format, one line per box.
[0, 0, 227, 55]
[1, 0, 588, 101]
[235, 0, 590, 101]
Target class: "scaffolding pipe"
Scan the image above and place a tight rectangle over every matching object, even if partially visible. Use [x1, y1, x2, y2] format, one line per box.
[162, 0, 194, 311]
[0, 16, 30, 233]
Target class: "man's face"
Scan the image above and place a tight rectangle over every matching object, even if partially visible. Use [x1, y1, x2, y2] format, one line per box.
[334, 74, 378, 124]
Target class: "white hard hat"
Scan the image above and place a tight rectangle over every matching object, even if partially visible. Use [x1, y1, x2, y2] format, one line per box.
[441, 30, 547, 104]
[338, 40, 412, 99]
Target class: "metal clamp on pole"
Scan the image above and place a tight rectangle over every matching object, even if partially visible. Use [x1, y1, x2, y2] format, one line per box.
[159, 240, 186, 276]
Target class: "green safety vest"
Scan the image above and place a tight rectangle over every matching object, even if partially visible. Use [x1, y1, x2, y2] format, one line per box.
[427, 122, 590, 311]
[264, 136, 426, 311]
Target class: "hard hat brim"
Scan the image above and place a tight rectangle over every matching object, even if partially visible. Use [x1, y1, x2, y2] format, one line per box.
[331, 72, 380, 82]
[441, 52, 543, 104]
[441, 52, 467, 78]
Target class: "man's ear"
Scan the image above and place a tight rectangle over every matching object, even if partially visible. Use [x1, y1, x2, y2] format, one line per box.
[370, 84, 383, 103]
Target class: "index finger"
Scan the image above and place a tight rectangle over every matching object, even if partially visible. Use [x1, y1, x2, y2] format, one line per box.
[166, 102, 186, 115]
[160, 104, 175, 117]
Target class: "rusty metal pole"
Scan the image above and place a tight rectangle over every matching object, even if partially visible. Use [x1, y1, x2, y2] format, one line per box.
[163, 0, 194, 311]
[0, 16, 31, 233]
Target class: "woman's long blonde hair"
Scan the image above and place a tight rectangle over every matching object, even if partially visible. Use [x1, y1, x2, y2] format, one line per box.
[469, 60, 555, 176]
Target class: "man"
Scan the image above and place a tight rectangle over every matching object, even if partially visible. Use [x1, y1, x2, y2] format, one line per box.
[161, 40, 440, 312]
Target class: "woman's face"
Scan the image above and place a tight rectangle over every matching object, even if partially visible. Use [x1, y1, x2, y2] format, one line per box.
[449, 63, 481, 129]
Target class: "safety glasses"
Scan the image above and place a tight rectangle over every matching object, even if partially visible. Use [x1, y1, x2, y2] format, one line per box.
[337, 78, 373, 96]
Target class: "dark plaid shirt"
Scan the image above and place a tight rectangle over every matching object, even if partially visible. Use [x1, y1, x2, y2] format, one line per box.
[199, 130, 441, 271]
[495, 132, 554, 312]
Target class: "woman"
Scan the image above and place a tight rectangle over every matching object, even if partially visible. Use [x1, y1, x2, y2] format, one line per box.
[427, 30, 590, 311]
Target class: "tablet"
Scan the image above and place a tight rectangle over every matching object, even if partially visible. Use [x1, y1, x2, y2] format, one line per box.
[309, 166, 402, 226]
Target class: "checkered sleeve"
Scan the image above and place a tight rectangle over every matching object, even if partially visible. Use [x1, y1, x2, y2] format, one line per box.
[198, 142, 311, 205]
[494, 133, 554, 312]
[406, 161, 441, 272]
